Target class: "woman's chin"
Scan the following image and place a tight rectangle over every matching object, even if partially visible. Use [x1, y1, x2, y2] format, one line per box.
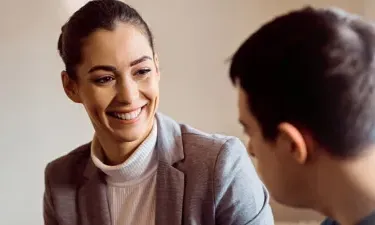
[110, 128, 145, 143]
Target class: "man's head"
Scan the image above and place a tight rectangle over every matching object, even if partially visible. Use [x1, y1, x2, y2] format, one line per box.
[230, 7, 375, 207]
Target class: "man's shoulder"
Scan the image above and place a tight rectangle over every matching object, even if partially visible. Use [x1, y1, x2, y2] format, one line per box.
[321, 210, 375, 225]
[321, 218, 338, 225]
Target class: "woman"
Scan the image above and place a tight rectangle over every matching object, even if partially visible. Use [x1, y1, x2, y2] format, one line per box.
[43, 0, 273, 225]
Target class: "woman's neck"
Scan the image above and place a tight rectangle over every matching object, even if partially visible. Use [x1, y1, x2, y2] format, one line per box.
[96, 127, 154, 166]
[102, 141, 143, 165]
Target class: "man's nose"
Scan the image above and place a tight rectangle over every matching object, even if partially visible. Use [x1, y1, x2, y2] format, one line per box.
[247, 140, 255, 157]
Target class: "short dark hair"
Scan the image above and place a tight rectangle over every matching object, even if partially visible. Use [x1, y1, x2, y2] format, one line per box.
[58, 0, 154, 79]
[230, 7, 375, 157]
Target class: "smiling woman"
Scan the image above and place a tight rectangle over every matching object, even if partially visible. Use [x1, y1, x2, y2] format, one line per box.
[61, 20, 159, 164]
[43, 1, 274, 225]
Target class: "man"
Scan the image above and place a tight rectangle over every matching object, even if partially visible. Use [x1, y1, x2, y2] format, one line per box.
[229, 7, 375, 225]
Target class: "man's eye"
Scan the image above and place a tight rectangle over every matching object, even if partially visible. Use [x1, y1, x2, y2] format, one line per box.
[95, 76, 114, 84]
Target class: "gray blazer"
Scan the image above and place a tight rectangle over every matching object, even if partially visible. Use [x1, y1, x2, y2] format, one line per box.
[43, 113, 274, 225]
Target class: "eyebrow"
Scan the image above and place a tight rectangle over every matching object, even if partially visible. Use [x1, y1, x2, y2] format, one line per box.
[88, 65, 117, 73]
[88, 55, 153, 73]
[130, 55, 152, 66]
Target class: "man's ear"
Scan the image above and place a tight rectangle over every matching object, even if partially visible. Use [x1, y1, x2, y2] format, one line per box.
[61, 71, 82, 103]
[278, 122, 308, 164]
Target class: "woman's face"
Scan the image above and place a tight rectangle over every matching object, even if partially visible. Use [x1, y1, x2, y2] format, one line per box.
[63, 22, 160, 144]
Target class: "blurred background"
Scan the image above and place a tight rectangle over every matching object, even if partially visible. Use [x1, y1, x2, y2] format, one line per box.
[0, 0, 373, 224]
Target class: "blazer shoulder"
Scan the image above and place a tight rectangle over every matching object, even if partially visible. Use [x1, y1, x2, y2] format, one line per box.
[45, 142, 91, 184]
[180, 123, 246, 161]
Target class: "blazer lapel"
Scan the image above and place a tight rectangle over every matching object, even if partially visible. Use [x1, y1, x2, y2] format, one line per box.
[155, 113, 186, 225]
[78, 158, 111, 225]
[156, 162, 185, 225]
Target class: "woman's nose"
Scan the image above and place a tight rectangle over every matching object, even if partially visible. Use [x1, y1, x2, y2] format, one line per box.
[115, 78, 139, 104]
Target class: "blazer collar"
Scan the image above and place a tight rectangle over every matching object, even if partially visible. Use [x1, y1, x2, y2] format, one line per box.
[154, 112, 185, 165]
[83, 112, 185, 177]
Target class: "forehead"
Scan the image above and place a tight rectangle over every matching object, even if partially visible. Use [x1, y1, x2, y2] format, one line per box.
[80, 22, 153, 68]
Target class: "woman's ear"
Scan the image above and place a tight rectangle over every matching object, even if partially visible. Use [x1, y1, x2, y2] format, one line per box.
[61, 71, 82, 103]
[278, 122, 308, 164]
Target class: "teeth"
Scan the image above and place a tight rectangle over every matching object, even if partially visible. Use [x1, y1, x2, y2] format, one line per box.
[112, 108, 141, 120]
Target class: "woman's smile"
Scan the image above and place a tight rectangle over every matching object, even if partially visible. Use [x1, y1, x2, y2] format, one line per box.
[106, 105, 146, 125]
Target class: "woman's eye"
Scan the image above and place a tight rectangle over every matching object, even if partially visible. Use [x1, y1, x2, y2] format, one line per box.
[135, 68, 151, 76]
[94, 76, 114, 84]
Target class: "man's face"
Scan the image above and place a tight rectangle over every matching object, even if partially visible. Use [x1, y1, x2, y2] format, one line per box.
[238, 87, 311, 207]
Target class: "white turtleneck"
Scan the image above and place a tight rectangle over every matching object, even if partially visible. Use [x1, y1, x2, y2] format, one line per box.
[91, 123, 158, 225]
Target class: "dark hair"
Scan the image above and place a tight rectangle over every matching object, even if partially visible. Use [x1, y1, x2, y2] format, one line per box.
[58, 0, 154, 79]
[230, 7, 375, 157]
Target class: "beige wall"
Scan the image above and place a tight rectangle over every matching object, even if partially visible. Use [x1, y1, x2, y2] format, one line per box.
[364, 0, 375, 20]
[0, 0, 367, 224]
